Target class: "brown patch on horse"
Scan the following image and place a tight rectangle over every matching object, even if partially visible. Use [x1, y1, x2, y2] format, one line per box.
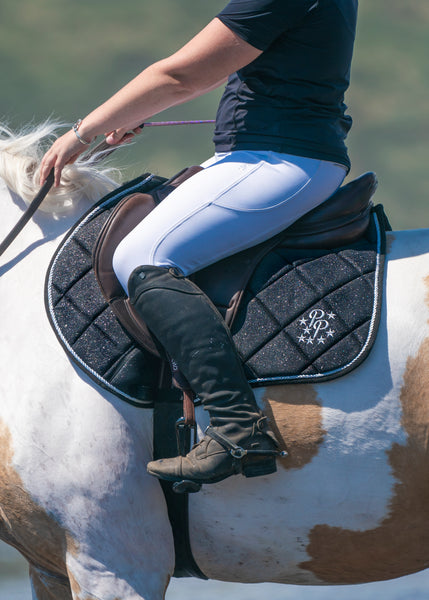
[68, 572, 83, 598]
[30, 564, 74, 600]
[299, 275, 429, 584]
[0, 419, 76, 579]
[262, 385, 325, 469]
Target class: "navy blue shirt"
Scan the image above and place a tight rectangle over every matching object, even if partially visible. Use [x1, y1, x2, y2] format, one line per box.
[214, 0, 358, 170]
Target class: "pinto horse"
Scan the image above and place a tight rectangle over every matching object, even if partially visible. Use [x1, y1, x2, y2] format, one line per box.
[1, 123, 429, 600]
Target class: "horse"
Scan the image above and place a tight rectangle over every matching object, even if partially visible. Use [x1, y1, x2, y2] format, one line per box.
[1, 121, 429, 600]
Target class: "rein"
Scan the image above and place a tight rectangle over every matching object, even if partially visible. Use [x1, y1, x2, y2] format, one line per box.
[0, 168, 55, 257]
[0, 119, 215, 258]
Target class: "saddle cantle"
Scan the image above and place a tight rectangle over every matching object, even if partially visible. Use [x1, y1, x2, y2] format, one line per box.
[45, 167, 386, 406]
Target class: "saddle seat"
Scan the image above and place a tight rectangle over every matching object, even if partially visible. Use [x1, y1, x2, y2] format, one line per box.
[93, 169, 378, 358]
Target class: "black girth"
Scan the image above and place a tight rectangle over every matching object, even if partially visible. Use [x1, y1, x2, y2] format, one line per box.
[153, 387, 208, 579]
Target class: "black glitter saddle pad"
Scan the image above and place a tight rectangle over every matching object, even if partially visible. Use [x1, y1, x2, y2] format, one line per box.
[45, 174, 387, 406]
[232, 205, 386, 385]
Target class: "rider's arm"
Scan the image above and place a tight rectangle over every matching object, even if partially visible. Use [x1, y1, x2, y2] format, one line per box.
[94, 17, 262, 144]
[40, 18, 262, 186]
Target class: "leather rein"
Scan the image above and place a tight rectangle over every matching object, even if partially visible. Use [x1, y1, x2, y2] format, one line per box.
[0, 168, 55, 257]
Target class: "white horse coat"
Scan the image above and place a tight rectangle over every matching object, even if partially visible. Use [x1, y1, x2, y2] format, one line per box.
[1, 125, 429, 599]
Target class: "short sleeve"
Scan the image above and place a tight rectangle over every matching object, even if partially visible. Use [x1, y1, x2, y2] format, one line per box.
[217, 0, 318, 50]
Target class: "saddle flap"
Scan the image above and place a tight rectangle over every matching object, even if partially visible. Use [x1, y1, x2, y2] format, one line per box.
[93, 166, 203, 358]
[194, 236, 282, 326]
[93, 192, 156, 303]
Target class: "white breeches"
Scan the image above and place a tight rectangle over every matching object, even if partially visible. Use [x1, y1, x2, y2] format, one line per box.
[113, 150, 346, 293]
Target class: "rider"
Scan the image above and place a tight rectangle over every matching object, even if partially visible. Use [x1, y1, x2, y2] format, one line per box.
[40, 0, 358, 487]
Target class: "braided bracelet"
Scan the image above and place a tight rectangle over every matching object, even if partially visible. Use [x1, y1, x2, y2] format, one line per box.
[72, 119, 91, 145]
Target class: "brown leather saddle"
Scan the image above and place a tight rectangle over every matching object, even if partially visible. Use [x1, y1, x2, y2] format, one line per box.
[93, 167, 378, 359]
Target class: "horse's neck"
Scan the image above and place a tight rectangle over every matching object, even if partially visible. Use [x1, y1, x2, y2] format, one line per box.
[0, 180, 154, 504]
[0, 180, 109, 419]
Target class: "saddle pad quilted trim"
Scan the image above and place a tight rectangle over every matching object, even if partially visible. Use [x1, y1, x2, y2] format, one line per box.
[233, 208, 385, 385]
[45, 174, 161, 407]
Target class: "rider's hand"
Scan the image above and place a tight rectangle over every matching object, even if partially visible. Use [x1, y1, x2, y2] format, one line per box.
[39, 129, 92, 188]
[105, 126, 142, 146]
[40, 124, 142, 188]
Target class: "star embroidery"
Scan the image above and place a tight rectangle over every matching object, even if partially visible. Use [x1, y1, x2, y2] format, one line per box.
[327, 312, 336, 320]
[317, 336, 326, 344]
[303, 327, 311, 335]
[326, 328, 335, 337]
[306, 338, 314, 345]
[298, 335, 307, 343]
[299, 317, 308, 326]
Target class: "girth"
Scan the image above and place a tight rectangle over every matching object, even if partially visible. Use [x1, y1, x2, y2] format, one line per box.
[93, 167, 378, 358]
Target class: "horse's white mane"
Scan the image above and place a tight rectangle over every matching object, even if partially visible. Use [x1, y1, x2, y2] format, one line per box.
[0, 120, 120, 216]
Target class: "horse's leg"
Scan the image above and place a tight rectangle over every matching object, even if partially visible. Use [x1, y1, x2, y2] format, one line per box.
[64, 549, 171, 600]
[29, 564, 73, 600]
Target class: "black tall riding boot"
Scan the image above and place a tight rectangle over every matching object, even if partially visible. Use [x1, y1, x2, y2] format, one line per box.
[127, 265, 281, 485]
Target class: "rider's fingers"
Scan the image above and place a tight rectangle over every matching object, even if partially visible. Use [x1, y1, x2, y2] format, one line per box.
[119, 132, 136, 144]
[105, 127, 140, 145]
[40, 150, 80, 188]
[39, 129, 86, 187]
[53, 153, 76, 187]
[54, 163, 64, 187]
[39, 154, 55, 187]
[105, 129, 122, 145]
[44, 153, 65, 188]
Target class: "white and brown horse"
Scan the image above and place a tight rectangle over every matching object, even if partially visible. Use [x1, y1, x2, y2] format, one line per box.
[1, 123, 429, 600]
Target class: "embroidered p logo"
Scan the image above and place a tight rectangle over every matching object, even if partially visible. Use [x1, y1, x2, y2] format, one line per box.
[297, 309, 336, 346]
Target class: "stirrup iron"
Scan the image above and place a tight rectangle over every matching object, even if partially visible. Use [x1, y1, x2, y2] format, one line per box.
[172, 479, 202, 494]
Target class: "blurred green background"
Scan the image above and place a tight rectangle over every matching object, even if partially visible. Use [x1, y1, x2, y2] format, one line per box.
[1, 0, 428, 229]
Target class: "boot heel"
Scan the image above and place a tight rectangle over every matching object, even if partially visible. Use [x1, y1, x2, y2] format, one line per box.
[242, 456, 277, 478]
